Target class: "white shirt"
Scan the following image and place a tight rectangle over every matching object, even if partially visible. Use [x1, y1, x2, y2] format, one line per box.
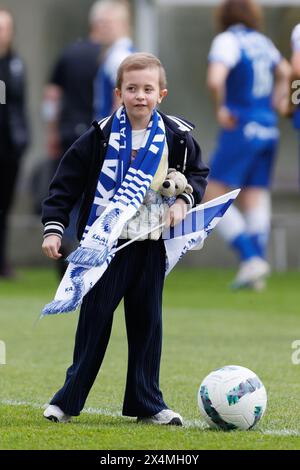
[132, 129, 147, 150]
[208, 31, 241, 68]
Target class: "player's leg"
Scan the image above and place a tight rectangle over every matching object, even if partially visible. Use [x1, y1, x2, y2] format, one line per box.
[233, 137, 278, 288]
[205, 128, 261, 274]
[239, 188, 271, 259]
[229, 188, 271, 290]
[242, 137, 277, 260]
[203, 180, 229, 201]
[205, 181, 259, 263]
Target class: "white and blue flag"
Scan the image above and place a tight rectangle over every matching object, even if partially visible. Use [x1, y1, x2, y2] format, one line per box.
[42, 187, 239, 316]
[163, 189, 240, 275]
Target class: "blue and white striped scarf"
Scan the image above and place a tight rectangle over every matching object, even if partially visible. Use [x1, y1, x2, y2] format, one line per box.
[42, 107, 166, 315]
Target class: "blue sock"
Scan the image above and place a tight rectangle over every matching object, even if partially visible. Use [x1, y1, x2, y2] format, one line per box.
[249, 233, 268, 259]
[230, 233, 259, 261]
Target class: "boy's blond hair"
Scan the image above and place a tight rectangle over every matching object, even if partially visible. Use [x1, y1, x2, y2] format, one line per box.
[116, 52, 167, 90]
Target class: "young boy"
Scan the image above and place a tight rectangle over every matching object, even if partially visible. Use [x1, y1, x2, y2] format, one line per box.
[41, 53, 209, 425]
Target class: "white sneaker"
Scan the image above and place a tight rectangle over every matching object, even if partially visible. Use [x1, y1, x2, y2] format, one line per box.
[43, 404, 71, 423]
[231, 257, 270, 289]
[251, 278, 266, 291]
[137, 409, 183, 426]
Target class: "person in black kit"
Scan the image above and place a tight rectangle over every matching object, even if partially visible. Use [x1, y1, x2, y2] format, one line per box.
[0, 9, 29, 278]
[42, 1, 104, 276]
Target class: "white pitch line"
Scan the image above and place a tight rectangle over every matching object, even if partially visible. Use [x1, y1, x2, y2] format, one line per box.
[262, 429, 300, 437]
[0, 399, 124, 419]
[0, 399, 44, 410]
[1, 399, 300, 436]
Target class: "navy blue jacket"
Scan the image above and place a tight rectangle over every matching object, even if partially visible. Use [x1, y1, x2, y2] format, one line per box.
[42, 112, 209, 240]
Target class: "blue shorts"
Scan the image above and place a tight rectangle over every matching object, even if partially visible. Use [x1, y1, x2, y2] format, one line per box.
[209, 122, 279, 188]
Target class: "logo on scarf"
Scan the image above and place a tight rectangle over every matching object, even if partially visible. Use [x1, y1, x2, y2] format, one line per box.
[102, 208, 122, 233]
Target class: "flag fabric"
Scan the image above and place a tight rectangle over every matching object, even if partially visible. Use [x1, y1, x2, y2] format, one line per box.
[163, 189, 240, 275]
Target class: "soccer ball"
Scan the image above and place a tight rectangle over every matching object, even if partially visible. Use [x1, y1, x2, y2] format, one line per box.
[198, 365, 267, 430]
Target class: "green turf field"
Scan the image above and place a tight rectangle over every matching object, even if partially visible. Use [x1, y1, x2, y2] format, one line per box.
[0, 267, 300, 450]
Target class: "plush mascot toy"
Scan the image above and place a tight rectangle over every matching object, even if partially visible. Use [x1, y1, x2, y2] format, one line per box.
[159, 168, 193, 197]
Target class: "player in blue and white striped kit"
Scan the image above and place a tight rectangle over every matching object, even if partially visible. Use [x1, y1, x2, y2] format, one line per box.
[204, 0, 291, 289]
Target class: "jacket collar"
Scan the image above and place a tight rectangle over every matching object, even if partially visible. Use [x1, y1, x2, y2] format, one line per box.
[160, 112, 195, 135]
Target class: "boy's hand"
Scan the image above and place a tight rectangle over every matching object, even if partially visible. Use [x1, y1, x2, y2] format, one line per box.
[165, 199, 188, 228]
[42, 235, 63, 260]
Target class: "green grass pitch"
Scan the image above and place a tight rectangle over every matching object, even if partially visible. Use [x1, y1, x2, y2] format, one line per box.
[0, 267, 300, 450]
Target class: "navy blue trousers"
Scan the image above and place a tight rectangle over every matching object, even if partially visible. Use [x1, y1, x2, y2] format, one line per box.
[50, 239, 168, 417]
